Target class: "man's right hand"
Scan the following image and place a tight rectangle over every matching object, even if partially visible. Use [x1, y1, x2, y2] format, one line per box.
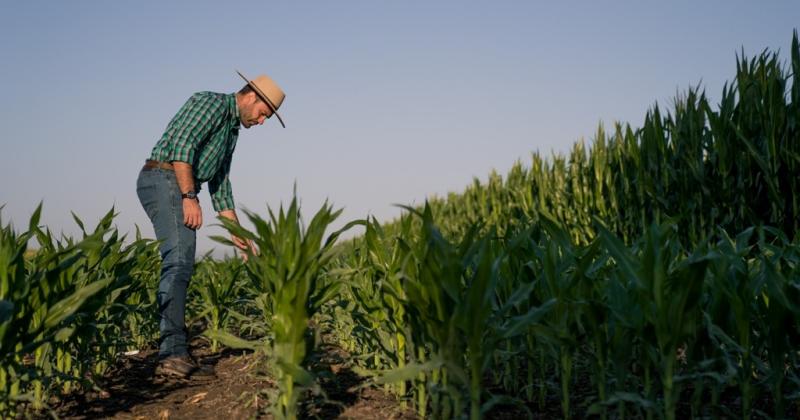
[183, 198, 203, 229]
[172, 161, 202, 230]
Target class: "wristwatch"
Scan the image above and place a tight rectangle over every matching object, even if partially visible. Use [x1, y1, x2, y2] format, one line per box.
[181, 191, 198, 201]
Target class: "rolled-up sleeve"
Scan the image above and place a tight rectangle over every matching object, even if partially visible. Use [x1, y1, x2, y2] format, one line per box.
[163, 93, 224, 164]
[208, 158, 234, 211]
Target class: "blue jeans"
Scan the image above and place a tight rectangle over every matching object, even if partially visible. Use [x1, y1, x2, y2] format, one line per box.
[136, 167, 196, 359]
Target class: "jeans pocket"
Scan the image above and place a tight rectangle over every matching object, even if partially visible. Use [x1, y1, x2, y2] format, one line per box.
[137, 171, 159, 222]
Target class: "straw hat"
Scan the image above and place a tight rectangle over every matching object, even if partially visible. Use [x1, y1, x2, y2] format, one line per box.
[236, 70, 286, 128]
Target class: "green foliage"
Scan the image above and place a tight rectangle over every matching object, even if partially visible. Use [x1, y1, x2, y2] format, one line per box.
[328, 31, 800, 419]
[210, 195, 361, 420]
[192, 256, 246, 352]
[3, 30, 800, 420]
[410, 33, 800, 250]
[0, 205, 160, 415]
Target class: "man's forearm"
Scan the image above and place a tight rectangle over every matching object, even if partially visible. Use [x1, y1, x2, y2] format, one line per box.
[172, 162, 196, 194]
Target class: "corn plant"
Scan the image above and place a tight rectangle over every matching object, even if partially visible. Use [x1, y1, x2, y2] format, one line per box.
[206, 195, 360, 420]
[0, 205, 157, 416]
[753, 228, 800, 419]
[366, 205, 554, 420]
[193, 256, 245, 353]
[121, 229, 161, 350]
[334, 216, 417, 401]
[599, 222, 711, 420]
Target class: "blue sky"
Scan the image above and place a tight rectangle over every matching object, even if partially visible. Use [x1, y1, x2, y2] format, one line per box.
[1, 1, 798, 255]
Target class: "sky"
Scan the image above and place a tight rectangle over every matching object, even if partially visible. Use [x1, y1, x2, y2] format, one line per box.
[1, 1, 798, 256]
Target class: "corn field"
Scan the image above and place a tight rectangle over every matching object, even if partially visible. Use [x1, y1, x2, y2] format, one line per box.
[2, 33, 800, 419]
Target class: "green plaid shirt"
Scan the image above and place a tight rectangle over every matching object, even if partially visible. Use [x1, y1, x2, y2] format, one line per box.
[150, 91, 240, 211]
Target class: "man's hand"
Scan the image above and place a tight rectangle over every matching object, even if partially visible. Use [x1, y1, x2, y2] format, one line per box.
[219, 209, 257, 261]
[230, 234, 257, 262]
[183, 198, 202, 229]
[172, 161, 202, 230]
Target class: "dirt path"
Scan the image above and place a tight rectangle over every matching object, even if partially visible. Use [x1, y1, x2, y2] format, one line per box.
[54, 340, 416, 420]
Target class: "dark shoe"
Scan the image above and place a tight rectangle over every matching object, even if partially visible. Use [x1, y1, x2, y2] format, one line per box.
[156, 355, 215, 379]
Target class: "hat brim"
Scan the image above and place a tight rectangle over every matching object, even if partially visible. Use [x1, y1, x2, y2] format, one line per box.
[236, 70, 285, 128]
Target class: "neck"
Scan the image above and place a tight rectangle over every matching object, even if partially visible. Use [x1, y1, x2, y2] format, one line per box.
[235, 92, 246, 110]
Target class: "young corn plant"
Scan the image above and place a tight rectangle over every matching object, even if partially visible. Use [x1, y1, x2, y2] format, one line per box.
[492, 225, 553, 408]
[193, 256, 245, 353]
[527, 213, 599, 420]
[704, 226, 800, 419]
[68, 212, 160, 378]
[122, 230, 161, 350]
[754, 228, 800, 419]
[349, 216, 415, 399]
[598, 221, 711, 420]
[0, 206, 148, 415]
[702, 227, 762, 419]
[374, 204, 552, 420]
[207, 196, 360, 420]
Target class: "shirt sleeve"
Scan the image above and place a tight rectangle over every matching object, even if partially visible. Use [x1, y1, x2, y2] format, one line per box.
[163, 93, 225, 164]
[208, 157, 235, 211]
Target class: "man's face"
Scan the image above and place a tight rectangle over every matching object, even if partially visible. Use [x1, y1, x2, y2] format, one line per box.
[240, 92, 274, 129]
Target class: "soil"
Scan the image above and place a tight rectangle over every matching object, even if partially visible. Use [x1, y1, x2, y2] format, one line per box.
[41, 337, 800, 420]
[51, 338, 417, 420]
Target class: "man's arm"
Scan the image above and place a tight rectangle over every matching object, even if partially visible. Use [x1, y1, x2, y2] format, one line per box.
[208, 158, 235, 212]
[173, 162, 202, 230]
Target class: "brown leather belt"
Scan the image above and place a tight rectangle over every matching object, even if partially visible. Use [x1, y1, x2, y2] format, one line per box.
[143, 159, 174, 171]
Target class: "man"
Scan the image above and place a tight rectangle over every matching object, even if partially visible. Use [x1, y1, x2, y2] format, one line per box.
[136, 71, 285, 379]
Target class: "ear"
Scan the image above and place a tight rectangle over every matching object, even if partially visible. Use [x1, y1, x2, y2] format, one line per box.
[247, 90, 258, 104]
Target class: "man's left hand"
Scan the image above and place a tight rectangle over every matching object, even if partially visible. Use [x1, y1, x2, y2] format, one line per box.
[231, 234, 257, 262]
[218, 209, 257, 261]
